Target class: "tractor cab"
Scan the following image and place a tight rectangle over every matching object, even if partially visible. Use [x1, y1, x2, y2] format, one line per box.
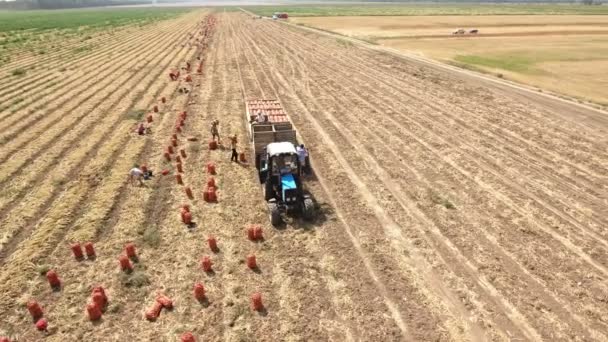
[259, 142, 314, 226]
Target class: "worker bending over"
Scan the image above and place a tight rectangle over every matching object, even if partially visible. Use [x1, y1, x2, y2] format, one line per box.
[129, 166, 144, 186]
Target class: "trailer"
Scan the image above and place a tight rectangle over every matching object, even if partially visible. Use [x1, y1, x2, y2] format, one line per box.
[245, 99, 296, 165]
[245, 99, 314, 226]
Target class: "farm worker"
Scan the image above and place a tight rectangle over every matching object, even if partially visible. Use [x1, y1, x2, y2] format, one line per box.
[230, 134, 238, 162]
[137, 123, 145, 135]
[256, 111, 267, 124]
[296, 144, 309, 174]
[129, 165, 144, 186]
[211, 120, 220, 142]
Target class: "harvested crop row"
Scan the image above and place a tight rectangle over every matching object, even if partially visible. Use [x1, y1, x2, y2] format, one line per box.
[0, 11, 188, 75]
[229, 19, 379, 341]
[3, 14, 215, 340]
[0, 17, 199, 200]
[0, 24, 183, 117]
[0, 17, 198, 248]
[5, 19, 207, 340]
[0, 12, 199, 136]
[0, 14, 203, 285]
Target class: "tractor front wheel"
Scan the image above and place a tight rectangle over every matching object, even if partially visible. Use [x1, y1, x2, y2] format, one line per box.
[269, 202, 281, 226]
[302, 198, 315, 221]
[264, 179, 274, 201]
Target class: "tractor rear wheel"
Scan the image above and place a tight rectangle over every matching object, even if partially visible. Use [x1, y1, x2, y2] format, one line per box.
[302, 198, 315, 221]
[269, 202, 281, 226]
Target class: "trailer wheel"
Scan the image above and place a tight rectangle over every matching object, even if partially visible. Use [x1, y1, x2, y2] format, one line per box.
[302, 198, 314, 221]
[264, 179, 274, 201]
[269, 202, 281, 226]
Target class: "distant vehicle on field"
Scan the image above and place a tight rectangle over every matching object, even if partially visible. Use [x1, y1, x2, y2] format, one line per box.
[272, 12, 288, 20]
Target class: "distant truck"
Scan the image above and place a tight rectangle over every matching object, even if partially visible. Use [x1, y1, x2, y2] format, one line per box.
[245, 99, 314, 226]
[272, 12, 288, 20]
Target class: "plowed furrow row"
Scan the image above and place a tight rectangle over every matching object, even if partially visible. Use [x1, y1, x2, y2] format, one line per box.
[270, 24, 608, 194]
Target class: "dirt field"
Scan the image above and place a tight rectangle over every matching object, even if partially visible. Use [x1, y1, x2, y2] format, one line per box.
[1, 9, 608, 341]
[292, 15, 608, 106]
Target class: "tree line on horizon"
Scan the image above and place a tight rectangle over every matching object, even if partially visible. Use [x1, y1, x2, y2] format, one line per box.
[0, 0, 148, 10]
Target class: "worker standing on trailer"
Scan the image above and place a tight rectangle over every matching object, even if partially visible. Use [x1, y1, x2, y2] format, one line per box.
[297, 144, 309, 175]
[128, 165, 144, 186]
[211, 120, 220, 142]
[230, 134, 238, 162]
[257, 110, 267, 124]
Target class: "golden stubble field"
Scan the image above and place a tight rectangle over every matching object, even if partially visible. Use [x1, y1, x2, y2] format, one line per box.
[292, 15, 608, 106]
[2, 9, 608, 341]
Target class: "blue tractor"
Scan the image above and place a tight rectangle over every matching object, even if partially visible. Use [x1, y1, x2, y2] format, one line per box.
[258, 142, 314, 226]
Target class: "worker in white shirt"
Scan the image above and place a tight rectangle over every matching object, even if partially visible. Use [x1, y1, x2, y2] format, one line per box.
[129, 165, 144, 186]
[296, 144, 309, 175]
[256, 111, 267, 123]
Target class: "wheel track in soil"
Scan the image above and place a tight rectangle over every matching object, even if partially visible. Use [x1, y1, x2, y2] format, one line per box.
[0, 16, 204, 326]
[0, 18, 200, 225]
[0, 14, 200, 149]
[0, 20, 194, 121]
[227, 15, 359, 341]
[267, 22, 608, 238]
[257, 18, 608, 333]
[253, 28, 603, 338]
[247, 16, 608, 340]
[233, 16, 460, 342]
[0, 18, 201, 270]
[259, 18, 608, 279]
